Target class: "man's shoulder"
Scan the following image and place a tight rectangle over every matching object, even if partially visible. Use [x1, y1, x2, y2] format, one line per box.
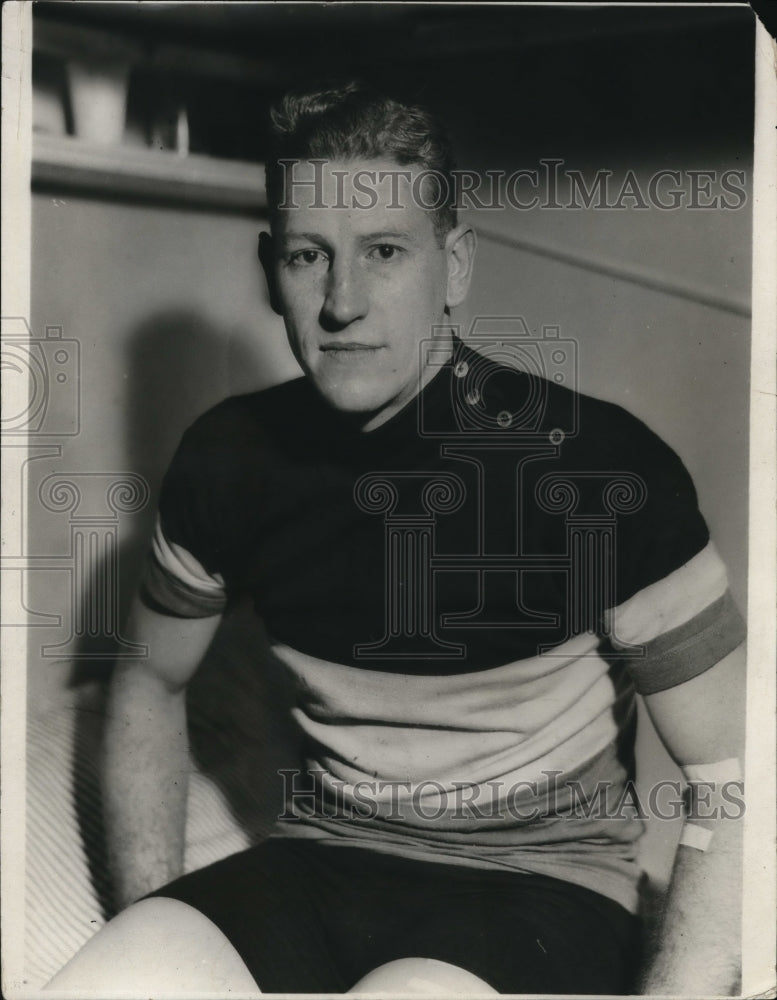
[182, 376, 319, 449]
[461, 341, 672, 462]
[544, 378, 693, 493]
[162, 376, 331, 494]
[565, 385, 670, 460]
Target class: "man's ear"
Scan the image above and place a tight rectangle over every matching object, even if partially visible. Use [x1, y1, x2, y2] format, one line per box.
[258, 230, 283, 315]
[444, 223, 477, 310]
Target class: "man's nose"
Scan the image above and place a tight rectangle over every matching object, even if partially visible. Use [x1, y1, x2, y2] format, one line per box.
[320, 259, 369, 329]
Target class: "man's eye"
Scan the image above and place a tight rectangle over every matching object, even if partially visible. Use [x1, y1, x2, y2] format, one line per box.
[369, 244, 401, 261]
[289, 249, 327, 266]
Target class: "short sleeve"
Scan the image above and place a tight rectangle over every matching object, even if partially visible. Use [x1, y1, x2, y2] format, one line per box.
[141, 516, 227, 618]
[601, 415, 746, 694]
[140, 418, 229, 619]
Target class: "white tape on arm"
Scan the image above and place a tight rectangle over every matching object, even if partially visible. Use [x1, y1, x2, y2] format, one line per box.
[681, 757, 743, 784]
[679, 823, 715, 852]
[678, 757, 744, 852]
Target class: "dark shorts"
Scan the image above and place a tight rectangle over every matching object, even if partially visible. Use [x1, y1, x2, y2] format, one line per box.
[149, 838, 642, 993]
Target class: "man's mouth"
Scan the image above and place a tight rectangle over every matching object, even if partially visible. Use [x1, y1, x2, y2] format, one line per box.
[320, 343, 383, 355]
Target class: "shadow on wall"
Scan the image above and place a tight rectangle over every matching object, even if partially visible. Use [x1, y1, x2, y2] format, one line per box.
[124, 307, 263, 491]
[68, 306, 261, 686]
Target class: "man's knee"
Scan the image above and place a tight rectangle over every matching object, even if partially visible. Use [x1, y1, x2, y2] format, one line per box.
[45, 896, 260, 995]
[349, 957, 498, 995]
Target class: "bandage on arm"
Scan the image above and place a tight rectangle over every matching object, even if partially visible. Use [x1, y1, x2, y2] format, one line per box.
[679, 757, 744, 852]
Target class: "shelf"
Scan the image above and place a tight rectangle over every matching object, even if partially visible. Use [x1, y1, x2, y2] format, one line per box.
[34, 17, 286, 87]
[32, 134, 267, 213]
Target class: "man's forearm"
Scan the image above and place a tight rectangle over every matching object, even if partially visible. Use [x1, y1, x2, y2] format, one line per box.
[103, 661, 191, 910]
[639, 815, 743, 995]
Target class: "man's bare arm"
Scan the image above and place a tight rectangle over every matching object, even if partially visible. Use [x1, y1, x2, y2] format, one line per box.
[638, 643, 746, 995]
[103, 596, 223, 910]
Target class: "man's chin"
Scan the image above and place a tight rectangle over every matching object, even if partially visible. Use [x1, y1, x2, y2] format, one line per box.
[318, 386, 385, 416]
[312, 379, 399, 426]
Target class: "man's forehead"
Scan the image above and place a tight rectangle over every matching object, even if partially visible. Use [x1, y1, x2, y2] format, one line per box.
[274, 157, 438, 236]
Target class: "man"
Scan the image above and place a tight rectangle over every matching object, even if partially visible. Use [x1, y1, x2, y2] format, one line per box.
[47, 83, 746, 996]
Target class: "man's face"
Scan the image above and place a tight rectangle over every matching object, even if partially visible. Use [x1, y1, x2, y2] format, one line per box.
[263, 158, 473, 431]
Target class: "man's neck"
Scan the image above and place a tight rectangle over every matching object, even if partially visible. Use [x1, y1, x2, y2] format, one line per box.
[358, 330, 456, 434]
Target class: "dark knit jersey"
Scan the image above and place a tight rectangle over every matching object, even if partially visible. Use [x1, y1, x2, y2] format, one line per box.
[143, 338, 745, 913]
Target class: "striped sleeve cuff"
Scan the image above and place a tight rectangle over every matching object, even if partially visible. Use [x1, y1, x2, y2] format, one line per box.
[140, 517, 227, 619]
[625, 589, 746, 694]
[605, 542, 746, 695]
